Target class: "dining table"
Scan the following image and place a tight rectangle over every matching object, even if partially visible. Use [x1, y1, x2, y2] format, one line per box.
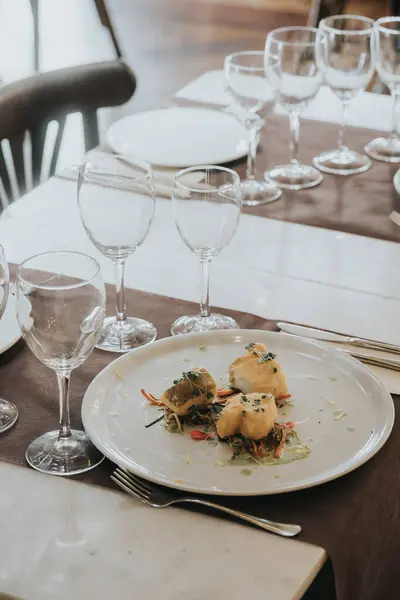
[0, 49, 400, 600]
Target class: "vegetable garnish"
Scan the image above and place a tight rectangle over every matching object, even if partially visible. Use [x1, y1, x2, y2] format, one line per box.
[199, 345, 207, 351]
[141, 389, 161, 406]
[113, 368, 124, 380]
[334, 410, 348, 421]
[216, 387, 237, 398]
[145, 414, 165, 429]
[244, 342, 277, 364]
[274, 428, 287, 459]
[276, 394, 291, 401]
[190, 430, 215, 441]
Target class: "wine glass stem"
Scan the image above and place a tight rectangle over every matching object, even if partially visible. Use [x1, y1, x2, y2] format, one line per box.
[57, 372, 72, 441]
[200, 257, 211, 318]
[115, 260, 126, 324]
[246, 126, 258, 180]
[289, 112, 300, 165]
[390, 91, 400, 143]
[338, 100, 349, 151]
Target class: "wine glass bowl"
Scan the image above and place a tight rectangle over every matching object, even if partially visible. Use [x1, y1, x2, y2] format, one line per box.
[15, 251, 106, 475]
[365, 17, 400, 163]
[78, 152, 157, 353]
[0, 245, 18, 434]
[171, 166, 241, 336]
[224, 51, 281, 205]
[264, 26, 324, 190]
[314, 15, 375, 175]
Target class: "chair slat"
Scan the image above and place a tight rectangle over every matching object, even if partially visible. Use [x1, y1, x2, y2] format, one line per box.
[82, 109, 100, 152]
[9, 133, 27, 196]
[49, 117, 66, 178]
[30, 123, 48, 187]
[0, 144, 13, 202]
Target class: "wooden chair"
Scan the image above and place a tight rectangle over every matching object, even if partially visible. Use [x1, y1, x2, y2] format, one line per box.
[308, 0, 347, 27]
[308, 0, 396, 26]
[0, 60, 136, 207]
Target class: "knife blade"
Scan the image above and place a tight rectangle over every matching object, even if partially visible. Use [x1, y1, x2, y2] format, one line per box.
[277, 322, 400, 356]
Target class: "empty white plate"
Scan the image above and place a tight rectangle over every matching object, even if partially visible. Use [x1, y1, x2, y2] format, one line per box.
[105, 107, 248, 168]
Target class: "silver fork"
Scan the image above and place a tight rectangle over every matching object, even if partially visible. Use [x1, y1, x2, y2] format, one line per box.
[111, 467, 301, 537]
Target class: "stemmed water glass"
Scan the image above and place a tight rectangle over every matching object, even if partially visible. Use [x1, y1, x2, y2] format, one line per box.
[264, 26, 323, 190]
[15, 251, 106, 475]
[314, 15, 375, 175]
[78, 152, 156, 353]
[170, 165, 241, 336]
[224, 51, 282, 205]
[0, 245, 18, 433]
[365, 17, 400, 163]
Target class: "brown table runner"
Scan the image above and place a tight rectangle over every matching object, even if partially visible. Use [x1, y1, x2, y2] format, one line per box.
[0, 286, 399, 600]
[232, 114, 400, 243]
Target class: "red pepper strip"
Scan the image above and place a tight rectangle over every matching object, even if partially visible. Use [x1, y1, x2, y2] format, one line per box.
[216, 387, 236, 398]
[276, 393, 291, 401]
[285, 421, 295, 429]
[190, 430, 215, 441]
[141, 389, 161, 406]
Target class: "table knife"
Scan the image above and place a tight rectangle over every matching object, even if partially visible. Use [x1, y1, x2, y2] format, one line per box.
[277, 322, 400, 356]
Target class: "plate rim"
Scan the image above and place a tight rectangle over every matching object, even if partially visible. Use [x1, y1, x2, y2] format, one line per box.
[82, 329, 394, 496]
[394, 168, 400, 195]
[0, 296, 21, 355]
[105, 107, 248, 168]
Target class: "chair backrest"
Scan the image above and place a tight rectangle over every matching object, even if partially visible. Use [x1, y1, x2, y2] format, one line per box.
[0, 59, 136, 207]
[307, 0, 347, 27]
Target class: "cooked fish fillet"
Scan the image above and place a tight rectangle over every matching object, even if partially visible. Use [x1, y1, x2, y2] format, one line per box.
[160, 367, 217, 416]
[216, 392, 277, 440]
[229, 342, 288, 398]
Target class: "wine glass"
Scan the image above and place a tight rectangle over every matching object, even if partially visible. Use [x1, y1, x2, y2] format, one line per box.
[224, 51, 282, 205]
[365, 17, 400, 163]
[15, 251, 106, 475]
[78, 152, 156, 353]
[314, 15, 375, 175]
[171, 165, 241, 336]
[264, 26, 323, 190]
[0, 245, 18, 433]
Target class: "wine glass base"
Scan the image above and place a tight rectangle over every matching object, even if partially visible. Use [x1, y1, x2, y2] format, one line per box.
[0, 398, 18, 433]
[364, 137, 400, 163]
[25, 429, 104, 476]
[171, 313, 239, 336]
[313, 148, 371, 175]
[265, 163, 323, 190]
[96, 316, 157, 353]
[240, 179, 282, 206]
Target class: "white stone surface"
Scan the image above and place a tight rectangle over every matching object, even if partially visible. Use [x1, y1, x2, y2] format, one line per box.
[0, 462, 324, 600]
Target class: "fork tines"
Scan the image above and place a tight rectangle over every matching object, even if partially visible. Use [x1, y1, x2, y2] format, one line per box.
[111, 467, 151, 503]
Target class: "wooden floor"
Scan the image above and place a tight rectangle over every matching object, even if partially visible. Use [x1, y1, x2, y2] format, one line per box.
[196, 0, 387, 19]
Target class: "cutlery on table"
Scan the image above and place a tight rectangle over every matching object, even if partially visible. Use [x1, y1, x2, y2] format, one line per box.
[277, 322, 400, 356]
[111, 467, 301, 538]
[55, 166, 191, 200]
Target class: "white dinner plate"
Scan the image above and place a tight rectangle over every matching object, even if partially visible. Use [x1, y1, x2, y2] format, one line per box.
[82, 330, 394, 496]
[105, 107, 248, 167]
[0, 295, 21, 354]
[394, 168, 400, 195]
